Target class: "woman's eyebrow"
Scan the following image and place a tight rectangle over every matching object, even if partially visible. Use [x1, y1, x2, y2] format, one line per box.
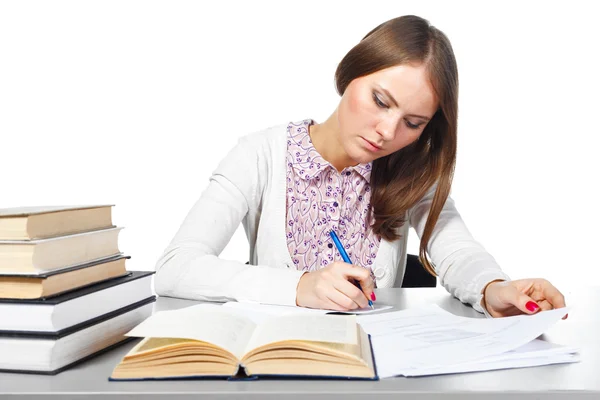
[376, 85, 431, 121]
[405, 113, 430, 121]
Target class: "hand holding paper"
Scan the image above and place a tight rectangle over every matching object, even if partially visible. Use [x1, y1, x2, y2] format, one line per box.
[483, 279, 567, 318]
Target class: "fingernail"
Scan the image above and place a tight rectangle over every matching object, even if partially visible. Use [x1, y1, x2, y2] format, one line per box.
[370, 292, 376, 301]
[526, 301, 539, 312]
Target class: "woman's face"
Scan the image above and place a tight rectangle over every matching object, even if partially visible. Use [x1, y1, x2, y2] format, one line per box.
[337, 63, 439, 164]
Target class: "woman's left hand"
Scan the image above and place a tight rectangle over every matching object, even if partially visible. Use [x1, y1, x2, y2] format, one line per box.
[482, 278, 567, 319]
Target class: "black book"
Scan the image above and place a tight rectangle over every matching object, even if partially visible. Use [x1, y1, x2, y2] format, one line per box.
[0, 271, 155, 334]
[0, 295, 156, 374]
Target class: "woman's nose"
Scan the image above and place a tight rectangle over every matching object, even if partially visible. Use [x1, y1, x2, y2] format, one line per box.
[376, 117, 397, 141]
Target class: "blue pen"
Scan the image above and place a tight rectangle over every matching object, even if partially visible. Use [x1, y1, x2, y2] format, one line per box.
[328, 230, 374, 309]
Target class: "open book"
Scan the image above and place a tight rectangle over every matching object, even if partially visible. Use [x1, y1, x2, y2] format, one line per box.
[109, 304, 377, 380]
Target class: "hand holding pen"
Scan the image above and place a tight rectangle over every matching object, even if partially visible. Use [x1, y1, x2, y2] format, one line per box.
[328, 230, 374, 309]
[295, 230, 376, 311]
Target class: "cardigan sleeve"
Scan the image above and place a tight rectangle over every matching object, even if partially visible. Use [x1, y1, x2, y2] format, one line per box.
[153, 135, 305, 306]
[408, 183, 511, 314]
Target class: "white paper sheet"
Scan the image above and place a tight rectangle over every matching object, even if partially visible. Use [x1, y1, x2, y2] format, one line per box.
[400, 339, 581, 376]
[357, 304, 576, 378]
[223, 301, 392, 317]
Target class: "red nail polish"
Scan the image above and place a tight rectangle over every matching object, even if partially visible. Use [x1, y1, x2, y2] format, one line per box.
[370, 292, 376, 301]
[526, 301, 539, 312]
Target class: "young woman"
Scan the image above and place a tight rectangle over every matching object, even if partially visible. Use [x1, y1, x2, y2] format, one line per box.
[154, 15, 566, 318]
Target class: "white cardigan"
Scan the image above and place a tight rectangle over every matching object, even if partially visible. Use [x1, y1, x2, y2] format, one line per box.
[154, 122, 510, 314]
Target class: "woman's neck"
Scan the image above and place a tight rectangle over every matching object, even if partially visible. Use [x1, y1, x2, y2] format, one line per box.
[309, 110, 357, 172]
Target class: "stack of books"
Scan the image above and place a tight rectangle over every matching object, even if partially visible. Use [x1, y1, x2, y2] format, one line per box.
[0, 205, 155, 374]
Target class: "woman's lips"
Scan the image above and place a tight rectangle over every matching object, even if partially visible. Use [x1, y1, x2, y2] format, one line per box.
[361, 137, 382, 152]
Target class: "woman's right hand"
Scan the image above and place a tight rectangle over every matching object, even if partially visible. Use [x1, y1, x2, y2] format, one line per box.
[295, 261, 375, 311]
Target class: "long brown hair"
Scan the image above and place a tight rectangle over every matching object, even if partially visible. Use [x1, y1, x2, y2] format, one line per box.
[334, 15, 458, 276]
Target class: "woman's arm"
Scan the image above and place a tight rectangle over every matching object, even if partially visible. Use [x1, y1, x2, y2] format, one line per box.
[153, 136, 305, 306]
[408, 184, 510, 313]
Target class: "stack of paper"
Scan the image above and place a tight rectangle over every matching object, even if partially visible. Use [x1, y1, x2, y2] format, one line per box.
[357, 305, 579, 377]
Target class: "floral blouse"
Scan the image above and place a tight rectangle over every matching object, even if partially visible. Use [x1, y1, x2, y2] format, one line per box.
[285, 119, 381, 278]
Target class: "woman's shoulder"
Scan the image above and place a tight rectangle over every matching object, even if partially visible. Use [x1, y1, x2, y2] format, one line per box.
[214, 121, 291, 175]
[237, 121, 289, 150]
[219, 119, 313, 169]
[233, 120, 316, 167]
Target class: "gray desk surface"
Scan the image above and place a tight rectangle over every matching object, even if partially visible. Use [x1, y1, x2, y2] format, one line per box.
[1, 286, 598, 399]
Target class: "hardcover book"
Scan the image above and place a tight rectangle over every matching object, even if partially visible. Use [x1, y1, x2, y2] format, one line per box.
[110, 304, 378, 381]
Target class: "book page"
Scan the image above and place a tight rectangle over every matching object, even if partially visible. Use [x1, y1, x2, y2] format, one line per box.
[357, 304, 572, 378]
[125, 304, 257, 359]
[243, 313, 358, 356]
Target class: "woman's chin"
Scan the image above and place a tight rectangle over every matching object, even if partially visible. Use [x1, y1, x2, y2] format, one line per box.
[347, 151, 375, 165]
[345, 145, 378, 164]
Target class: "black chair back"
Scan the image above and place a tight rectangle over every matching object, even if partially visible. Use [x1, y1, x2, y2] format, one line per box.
[401, 254, 437, 288]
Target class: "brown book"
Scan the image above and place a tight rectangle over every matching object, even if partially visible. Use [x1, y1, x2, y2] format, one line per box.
[0, 227, 122, 274]
[110, 305, 377, 381]
[0, 205, 114, 240]
[0, 255, 129, 299]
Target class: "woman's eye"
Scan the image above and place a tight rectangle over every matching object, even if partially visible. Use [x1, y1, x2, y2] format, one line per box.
[372, 93, 388, 109]
[373, 91, 423, 130]
[405, 120, 421, 130]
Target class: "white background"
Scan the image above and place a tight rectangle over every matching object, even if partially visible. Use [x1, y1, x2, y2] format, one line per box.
[1, 1, 598, 291]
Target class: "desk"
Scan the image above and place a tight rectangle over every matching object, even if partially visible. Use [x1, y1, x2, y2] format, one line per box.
[1, 287, 598, 399]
